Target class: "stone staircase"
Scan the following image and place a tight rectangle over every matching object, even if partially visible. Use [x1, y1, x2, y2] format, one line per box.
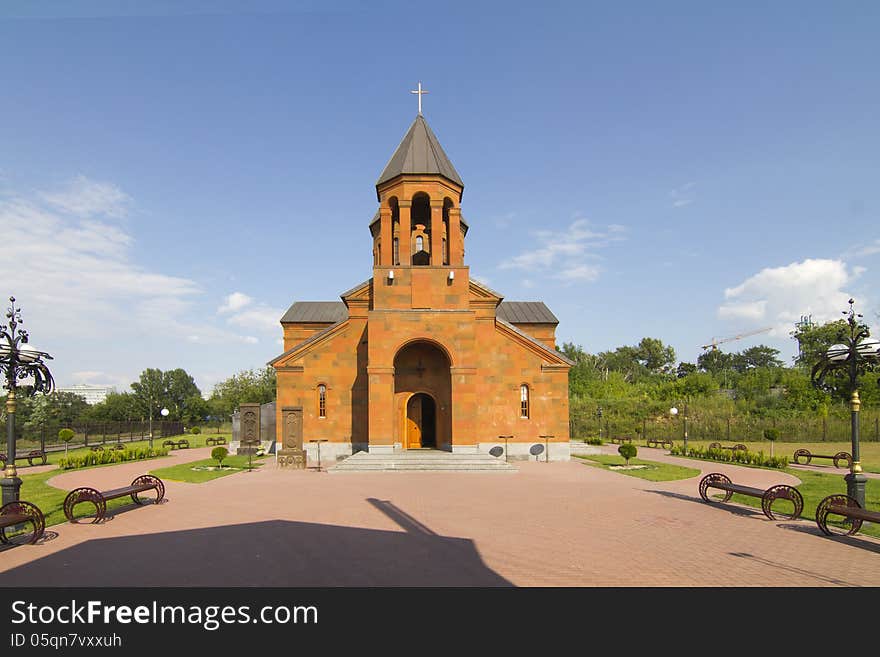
[327, 449, 518, 473]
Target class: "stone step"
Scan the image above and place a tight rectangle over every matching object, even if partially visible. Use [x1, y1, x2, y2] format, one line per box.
[327, 450, 517, 473]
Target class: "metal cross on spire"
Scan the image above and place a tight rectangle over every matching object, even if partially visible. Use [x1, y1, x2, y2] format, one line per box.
[411, 81, 429, 114]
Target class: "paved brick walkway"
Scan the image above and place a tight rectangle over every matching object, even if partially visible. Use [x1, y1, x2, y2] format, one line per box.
[1, 447, 878, 586]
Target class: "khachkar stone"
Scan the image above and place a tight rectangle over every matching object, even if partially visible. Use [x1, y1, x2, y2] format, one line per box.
[278, 406, 306, 469]
[238, 403, 261, 456]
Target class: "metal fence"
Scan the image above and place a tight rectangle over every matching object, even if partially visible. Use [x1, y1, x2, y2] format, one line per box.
[13, 421, 185, 453]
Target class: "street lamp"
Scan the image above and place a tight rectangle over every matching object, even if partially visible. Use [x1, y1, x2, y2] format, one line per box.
[0, 297, 54, 505]
[597, 405, 603, 441]
[811, 299, 880, 508]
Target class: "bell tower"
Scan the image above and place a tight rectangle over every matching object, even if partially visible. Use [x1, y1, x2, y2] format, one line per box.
[370, 114, 467, 272]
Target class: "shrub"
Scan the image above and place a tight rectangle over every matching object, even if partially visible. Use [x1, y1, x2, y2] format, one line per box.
[763, 428, 779, 456]
[58, 428, 75, 456]
[586, 437, 604, 446]
[618, 443, 637, 465]
[670, 444, 788, 469]
[58, 447, 170, 470]
[212, 446, 228, 469]
[190, 426, 201, 435]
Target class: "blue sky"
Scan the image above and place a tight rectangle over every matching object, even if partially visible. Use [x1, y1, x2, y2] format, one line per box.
[1, 1, 878, 395]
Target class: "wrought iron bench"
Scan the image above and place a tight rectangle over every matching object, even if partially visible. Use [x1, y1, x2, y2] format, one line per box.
[90, 445, 105, 452]
[610, 436, 633, 445]
[815, 494, 880, 536]
[793, 449, 852, 469]
[205, 436, 227, 446]
[0, 501, 45, 544]
[708, 442, 747, 452]
[63, 475, 165, 523]
[698, 472, 804, 520]
[162, 438, 190, 450]
[646, 437, 673, 449]
[0, 450, 47, 467]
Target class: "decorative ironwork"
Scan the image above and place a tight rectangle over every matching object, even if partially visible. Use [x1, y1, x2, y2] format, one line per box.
[699, 472, 733, 503]
[698, 473, 803, 520]
[810, 299, 880, 508]
[792, 448, 852, 469]
[0, 297, 54, 503]
[815, 494, 864, 536]
[129, 475, 164, 505]
[205, 436, 227, 446]
[64, 487, 105, 523]
[708, 442, 722, 451]
[793, 448, 812, 465]
[0, 500, 45, 544]
[761, 484, 804, 520]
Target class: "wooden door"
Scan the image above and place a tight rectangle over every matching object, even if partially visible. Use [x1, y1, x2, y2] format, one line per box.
[406, 395, 422, 448]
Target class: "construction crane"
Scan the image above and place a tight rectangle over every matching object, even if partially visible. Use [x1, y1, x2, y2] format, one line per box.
[701, 327, 773, 351]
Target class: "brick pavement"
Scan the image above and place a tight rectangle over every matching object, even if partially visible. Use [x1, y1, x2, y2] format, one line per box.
[0, 446, 878, 586]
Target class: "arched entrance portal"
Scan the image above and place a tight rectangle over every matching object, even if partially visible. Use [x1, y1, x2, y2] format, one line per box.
[406, 393, 436, 449]
[394, 341, 451, 451]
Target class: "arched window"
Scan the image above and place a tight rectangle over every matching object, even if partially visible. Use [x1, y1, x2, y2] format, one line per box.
[520, 384, 529, 419]
[416, 235, 423, 251]
[318, 384, 327, 419]
[393, 237, 399, 266]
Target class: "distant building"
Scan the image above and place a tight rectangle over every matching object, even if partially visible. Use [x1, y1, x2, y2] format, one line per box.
[56, 384, 116, 405]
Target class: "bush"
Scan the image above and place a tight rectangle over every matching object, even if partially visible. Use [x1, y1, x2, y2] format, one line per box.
[618, 443, 637, 465]
[58, 428, 75, 455]
[58, 447, 170, 470]
[763, 428, 779, 441]
[586, 437, 604, 446]
[670, 444, 788, 469]
[211, 446, 228, 468]
[190, 426, 202, 435]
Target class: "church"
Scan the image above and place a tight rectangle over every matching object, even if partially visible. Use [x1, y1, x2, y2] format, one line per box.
[269, 101, 573, 463]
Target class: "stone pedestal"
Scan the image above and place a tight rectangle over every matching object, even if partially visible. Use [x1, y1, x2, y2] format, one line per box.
[278, 448, 306, 469]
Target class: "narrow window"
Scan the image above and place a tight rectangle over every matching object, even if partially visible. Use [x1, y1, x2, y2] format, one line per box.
[318, 384, 326, 418]
[376, 241, 381, 266]
[442, 237, 448, 265]
[416, 235, 424, 251]
[393, 237, 399, 265]
[520, 384, 529, 419]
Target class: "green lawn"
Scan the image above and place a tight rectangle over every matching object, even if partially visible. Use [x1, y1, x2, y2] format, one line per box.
[717, 467, 880, 539]
[150, 454, 267, 483]
[575, 454, 701, 482]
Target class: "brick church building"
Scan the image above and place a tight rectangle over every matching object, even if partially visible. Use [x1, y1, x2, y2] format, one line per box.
[269, 110, 573, 462]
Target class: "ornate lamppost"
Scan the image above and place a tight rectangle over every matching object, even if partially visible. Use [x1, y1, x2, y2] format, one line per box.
[811, 299, 880, 508]
[670, 401, 688, 452]
[0, 297, 54, 505]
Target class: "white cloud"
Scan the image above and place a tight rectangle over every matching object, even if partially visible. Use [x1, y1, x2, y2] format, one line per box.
[718, 258, 862, 335]
[554, 264, 601, 282]
[843, 238, 880, 259]
[669, 182, 695, 208]
[42, 175, 131, 219]
[0, 177, 266, 380]
[218, 292, 253, 314]
[499, 217, 624, 284]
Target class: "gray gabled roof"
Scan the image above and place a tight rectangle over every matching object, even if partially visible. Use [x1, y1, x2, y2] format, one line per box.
[496, 302, 558, 325]
[376, 115, 464, 191]
[280, 301, 348, 324]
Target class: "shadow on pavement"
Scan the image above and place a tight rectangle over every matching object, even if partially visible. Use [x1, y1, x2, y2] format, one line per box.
[776, 522, 880, 556]
[0, 501, 513, 587]
[643, 489, 765, 518]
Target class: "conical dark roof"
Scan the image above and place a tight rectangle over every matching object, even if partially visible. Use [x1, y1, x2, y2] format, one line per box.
[376, 115, 463, 190]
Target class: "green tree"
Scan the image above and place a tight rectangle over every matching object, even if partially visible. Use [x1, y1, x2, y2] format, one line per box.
[791, 318, 849, 368]
[24, 392, 89, 429]
[618, 443, 637, 466]
[635, 337, 676, 374]
[211, 446, 228, 469]
[84, 392, 140, 422]
[732, 345, 783, 372]
[209, 367, 276, 416]
[130, 368, 166, 420]
[163, 368, 202, 419]
[676, 362, 697, 378]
